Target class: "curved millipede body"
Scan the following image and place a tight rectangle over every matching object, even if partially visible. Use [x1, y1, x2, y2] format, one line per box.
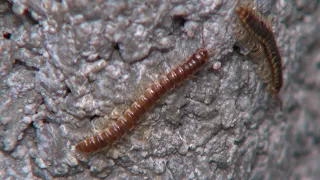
[76, 48, 209, 153]
[234, 4, 283, 94]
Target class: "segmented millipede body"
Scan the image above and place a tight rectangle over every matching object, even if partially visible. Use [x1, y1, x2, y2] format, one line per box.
[234, 5, 283, 94]
[76, 48, 209, 153]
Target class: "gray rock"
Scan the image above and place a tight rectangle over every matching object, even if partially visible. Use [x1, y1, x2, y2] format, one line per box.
[0, 0, 319, 179]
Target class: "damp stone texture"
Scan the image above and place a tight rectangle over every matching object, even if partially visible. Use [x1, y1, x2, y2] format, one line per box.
[0, 0, 319, 179]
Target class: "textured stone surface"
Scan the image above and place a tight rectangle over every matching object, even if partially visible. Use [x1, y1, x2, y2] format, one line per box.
[0, 0, 319, 179]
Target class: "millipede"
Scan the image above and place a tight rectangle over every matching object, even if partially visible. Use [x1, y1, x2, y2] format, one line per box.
[234, 1, 283, 94]
[76, 48, 209, 153]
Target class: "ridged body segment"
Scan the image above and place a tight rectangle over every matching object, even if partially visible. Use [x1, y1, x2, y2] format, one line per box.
[235, 6, 283, 94]
[76, 48, 209, 153]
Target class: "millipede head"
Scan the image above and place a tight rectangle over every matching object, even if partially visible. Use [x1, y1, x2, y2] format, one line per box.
[196, 48, 209, 62]
[235, 6, 250, 20]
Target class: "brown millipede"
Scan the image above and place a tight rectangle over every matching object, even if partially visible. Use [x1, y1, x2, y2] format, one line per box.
[76, 48, 209, 153]
[234, 2, 283, 94]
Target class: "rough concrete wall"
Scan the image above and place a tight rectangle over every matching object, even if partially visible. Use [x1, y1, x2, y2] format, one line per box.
[0, 0, 319, 179]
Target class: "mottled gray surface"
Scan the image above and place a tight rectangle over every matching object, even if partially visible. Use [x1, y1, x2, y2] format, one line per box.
[0, 0, 319, 179]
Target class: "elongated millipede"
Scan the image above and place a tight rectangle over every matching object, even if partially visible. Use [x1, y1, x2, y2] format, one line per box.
[76, 48, 209, 153]
[234, 3, 283, 94]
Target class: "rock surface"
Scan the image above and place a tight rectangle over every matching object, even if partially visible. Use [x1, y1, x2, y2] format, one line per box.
[0, 0, 319, 179]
